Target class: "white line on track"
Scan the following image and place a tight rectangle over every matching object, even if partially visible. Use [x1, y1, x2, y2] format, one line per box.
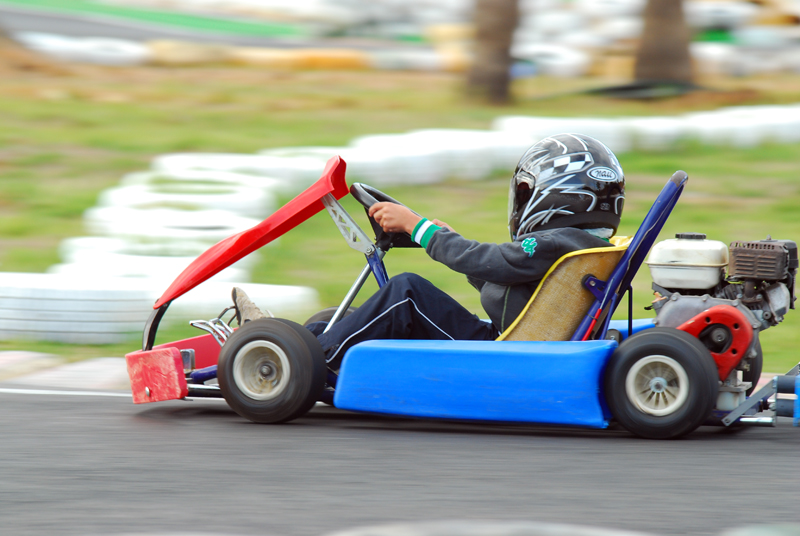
[0, 387, 132, 398]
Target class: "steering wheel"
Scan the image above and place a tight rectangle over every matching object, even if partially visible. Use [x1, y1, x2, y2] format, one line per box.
[349, 183, 420, 250]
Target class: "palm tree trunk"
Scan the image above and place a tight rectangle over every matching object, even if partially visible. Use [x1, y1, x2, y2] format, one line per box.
[467, 0, 519, 104]
[634, 0, 693, 83]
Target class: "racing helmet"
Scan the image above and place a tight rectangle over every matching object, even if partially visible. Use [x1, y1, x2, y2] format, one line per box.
[508, 133, 625, 240]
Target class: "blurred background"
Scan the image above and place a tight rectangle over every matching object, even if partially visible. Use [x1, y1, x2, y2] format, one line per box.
[0, 0, 799, 371]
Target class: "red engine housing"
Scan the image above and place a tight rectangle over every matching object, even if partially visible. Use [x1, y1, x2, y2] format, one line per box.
[676, 304, 754, 381]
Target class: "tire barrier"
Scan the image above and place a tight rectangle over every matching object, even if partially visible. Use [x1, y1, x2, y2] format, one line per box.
[404, 129, 528, 180]
[619, 117, 687, 152]
[14, 33, 151, 66]
[492, 116, 634, 154]
[151, 104, 800, 192]
[58, 236, 213, 261]
[258, 131, 515, 187]
[120, 168, 283, 192]
[0, 273, 319, 344]
[336, 137, 450, 185]
[47, 254, 251, 282]
[83, 206, 262, 243]
[151, 153, 325, 194]
[97, 181, 276, 219]
[0, 273, 156, 344]
[492, 105, 800, 152]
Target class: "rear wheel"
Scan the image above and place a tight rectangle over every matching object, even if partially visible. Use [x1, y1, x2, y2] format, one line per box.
[218, 318, 326, 423]
[604, 328, 719, 439]
[742, 339, 763, 396]
[302, 306, 357, 405]
[304, 306, 357, 327]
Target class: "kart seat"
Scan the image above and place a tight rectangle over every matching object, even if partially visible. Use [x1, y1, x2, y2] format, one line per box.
[496, 241, 629, 342]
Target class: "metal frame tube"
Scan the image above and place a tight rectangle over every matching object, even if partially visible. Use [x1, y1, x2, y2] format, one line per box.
[324, 263, 373, 333]
[187, 384, 223, 398]
[189, 320, 230, 347]
[189, 365, 218, 384]
[366, 250, 389, 287]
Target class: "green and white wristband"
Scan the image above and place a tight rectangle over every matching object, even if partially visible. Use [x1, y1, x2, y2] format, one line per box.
[412, 218, 441, 248]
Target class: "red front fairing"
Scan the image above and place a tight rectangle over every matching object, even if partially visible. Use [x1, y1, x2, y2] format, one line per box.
[125, 333, 222, 403]
[127, 156, 348, 405]
[154, 156, 349, 308]
[126, 347, 188, 404]
[152, 333, 223, 369]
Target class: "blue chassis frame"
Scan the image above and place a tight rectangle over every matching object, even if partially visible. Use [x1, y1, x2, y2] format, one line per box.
[330, 172, 688, 428]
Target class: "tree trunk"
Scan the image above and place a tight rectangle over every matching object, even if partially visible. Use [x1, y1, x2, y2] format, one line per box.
[467, 0, 519, 104]
[634, 0, 693, 83]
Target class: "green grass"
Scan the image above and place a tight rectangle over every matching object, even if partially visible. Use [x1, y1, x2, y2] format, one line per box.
[1, 66, 799, 372]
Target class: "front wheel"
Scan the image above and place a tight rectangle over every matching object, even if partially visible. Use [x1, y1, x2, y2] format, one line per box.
[218, 318, 326, 423]
[604, 328, 719, 439]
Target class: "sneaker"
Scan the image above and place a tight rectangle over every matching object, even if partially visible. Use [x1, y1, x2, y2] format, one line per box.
[231, 287, 271, 325]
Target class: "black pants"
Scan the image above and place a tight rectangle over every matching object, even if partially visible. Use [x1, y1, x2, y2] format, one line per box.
[307, 272, 499, 369]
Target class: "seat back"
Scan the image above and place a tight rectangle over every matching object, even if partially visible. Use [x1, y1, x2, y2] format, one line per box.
[497, 246, 627, 342]
[571, 170, 689, 341]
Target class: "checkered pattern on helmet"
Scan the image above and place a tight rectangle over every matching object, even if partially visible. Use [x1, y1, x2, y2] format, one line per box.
[542, 152, 594, 179]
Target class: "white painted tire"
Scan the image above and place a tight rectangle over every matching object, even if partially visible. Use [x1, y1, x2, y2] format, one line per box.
[97, 183, 276, 219]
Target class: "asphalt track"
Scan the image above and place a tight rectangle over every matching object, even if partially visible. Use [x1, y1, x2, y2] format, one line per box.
[1, 386, 799, 536]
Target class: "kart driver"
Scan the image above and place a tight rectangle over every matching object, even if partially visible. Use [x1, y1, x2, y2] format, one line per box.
[237, 133, 626, 370]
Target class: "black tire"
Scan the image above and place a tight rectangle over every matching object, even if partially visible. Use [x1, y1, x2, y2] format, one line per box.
[742, 339, 763, 397]
[604, 328, 719, 439]
[302, 306, 356, 405]
[218, 318, 326, 424]
[273, 318, 328, 416]
[304, 306, 357, 327]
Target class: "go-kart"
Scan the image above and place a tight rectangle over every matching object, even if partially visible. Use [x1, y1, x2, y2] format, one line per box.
[125, 156, 800, 439]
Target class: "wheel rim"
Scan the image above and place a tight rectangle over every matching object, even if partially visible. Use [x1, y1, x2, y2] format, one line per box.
[625, 355, 690, 416]
[232, 340, 291, 401]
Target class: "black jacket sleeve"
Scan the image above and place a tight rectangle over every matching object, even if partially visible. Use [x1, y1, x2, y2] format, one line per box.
[426, 227, 609, 285]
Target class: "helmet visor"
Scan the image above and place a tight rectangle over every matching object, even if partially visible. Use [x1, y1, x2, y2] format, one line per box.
[508, 173, 534, 238]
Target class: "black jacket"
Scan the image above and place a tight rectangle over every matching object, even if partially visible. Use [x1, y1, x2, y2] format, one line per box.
[425, 227, 611, 332]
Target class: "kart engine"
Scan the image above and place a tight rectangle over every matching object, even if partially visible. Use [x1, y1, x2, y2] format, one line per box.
[648, 234, 797, 330]
[646, 234, 797, 408]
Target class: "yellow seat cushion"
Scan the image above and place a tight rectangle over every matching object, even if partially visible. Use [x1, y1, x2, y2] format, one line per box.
[496, 243, 628, 342]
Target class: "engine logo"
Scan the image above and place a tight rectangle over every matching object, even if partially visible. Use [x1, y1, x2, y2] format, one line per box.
[587, 167, 619, 182]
